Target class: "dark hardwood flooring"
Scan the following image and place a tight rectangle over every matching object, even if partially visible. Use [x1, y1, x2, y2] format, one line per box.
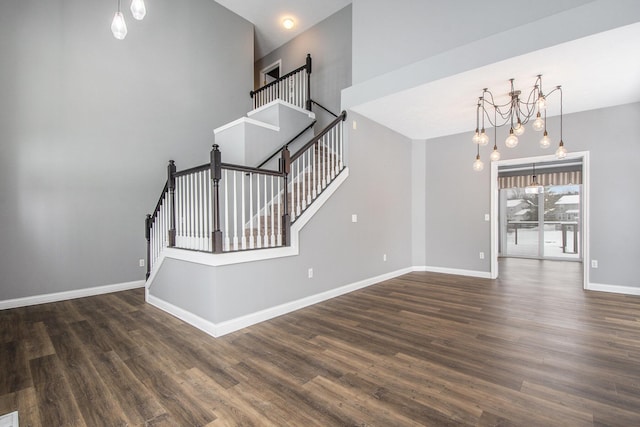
[2, 258, 640, 426]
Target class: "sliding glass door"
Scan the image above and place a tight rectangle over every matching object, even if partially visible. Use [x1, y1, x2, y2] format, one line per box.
[499, 184, 581, 260]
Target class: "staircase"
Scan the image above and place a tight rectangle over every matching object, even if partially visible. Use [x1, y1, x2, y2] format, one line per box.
[144, 54, 348, 285]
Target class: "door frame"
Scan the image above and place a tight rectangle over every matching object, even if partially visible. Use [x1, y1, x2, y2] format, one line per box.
[259, 59, 282, 86]
[490, 151, 590, 289]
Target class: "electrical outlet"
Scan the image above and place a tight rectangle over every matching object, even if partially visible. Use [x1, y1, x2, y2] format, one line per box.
[484, 214, 490, 221]
[308, 268, 313, 278]
[383, 254, 387, 262]
[352, 120, 357, 130]
[351, 214, 358, 223]
[139, 259, 145, 267]
[591, 260, 598, 268]
[479, 252, 485, 259]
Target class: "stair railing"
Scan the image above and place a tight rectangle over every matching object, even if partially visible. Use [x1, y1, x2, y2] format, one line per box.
[251, 54, 312, 111]
[145, 111, 347, 277]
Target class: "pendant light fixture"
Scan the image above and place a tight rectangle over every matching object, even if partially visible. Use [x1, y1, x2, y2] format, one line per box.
[111, 0, 127, 40]
[471, 75, 568, 171]
[525, 163, 544, 194]
[111, 0, 147, 40]
[131, 0, 147, 20]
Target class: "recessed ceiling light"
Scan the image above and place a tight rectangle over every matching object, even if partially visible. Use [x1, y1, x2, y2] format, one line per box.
[282, 18, 295, 30]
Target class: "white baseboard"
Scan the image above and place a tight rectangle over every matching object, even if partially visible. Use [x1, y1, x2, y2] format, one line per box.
[147, 266, 413, 338]
[0, 280, 145, 311]
[586, 282, 640, 296]
[413, 265, 492, 279]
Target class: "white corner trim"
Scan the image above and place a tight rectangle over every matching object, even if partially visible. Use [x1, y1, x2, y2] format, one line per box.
[0, 280, 145, 311]
[213, 116, 280, 134]
[248, 99, 316, 120]
[146, 168, 350, 286]
[586, 282, 640, 296]
[147, 265, 412, 338]
[413, 265, 492, 279]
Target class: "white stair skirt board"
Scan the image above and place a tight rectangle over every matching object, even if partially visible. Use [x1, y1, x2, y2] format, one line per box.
[0, 280, 145, 310]
[145, 167, 349, 285]
[0, 411, 18, 427]
[147, 266, 414, 338]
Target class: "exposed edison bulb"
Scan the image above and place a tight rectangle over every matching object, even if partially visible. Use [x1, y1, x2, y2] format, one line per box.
[111, 11, 127, 40]
[532, 113, 545, 131]
[473, 155, 484, 172]
[513, 120, 525, 136]
[131, 0, 146, 20]
[490, 147, 501, 161]
[556, 141, 567, 159]
[539, 131, 551, 148]
[505, 129, 519, 148]
[472, 129, 481, 144]
[537, 95, 547, 110]
[479, 129, 489, 146]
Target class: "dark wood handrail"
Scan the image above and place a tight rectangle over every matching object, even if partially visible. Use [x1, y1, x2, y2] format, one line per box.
[221, 162, 283, 177]
[174, 163, 210, 178]
[290, 111, 347, 163]
[310, 100, 339, 118]
[150, 181, 168, 220]
[255, 120, 317, 169]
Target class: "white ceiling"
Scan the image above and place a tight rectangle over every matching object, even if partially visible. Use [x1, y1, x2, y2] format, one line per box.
[352, 22, 640, 140]
[213, 1, 639, 141]
[214, 0, 352, 59]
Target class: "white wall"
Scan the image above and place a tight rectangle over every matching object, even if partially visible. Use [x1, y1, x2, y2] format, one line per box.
[417, 102, 640, 290]
[254, 5, 352, 129]
[150, 111, 414, 325]
[0, 0, 254, 301]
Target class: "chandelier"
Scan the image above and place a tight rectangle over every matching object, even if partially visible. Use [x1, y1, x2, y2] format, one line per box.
[111, 0, 147, 40]
[472, 75, 566, 172]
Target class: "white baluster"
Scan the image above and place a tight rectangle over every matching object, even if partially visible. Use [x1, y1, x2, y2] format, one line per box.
[301, 153, 307, 211]
[241, 172, 246, 250]
[249, 173, 254, 249]
[295, 160, 301, 216]
[206, 169, 212, 252]
[270, 176, 275, 247]
[233, 171, 238, 250]
[277, 178, 282, 246]
[256, 174, 261, 249]
[263, 176, 269, 248]
[199, 171, 205, 250]
[322, 137, 327, 189]
[332, 128, 337, 178]
[313, 141, 322, 199]
[224, 170, 230, 251]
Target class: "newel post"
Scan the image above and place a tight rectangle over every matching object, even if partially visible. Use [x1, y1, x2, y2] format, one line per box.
[281, 146, 291, 246]
[210, 144, 223, 253]
[167, 160, 177, 247]
[305, 53, 312, 111]
[145, 214, 151, 280]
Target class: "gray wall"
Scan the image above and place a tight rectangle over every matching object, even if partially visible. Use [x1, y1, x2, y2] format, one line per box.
[0, 0, 254, 300]
[418, 102, 640, 288]
[151, 111, 414, 323]
[254, 5, 352, 129]
[351, 0, 597, 84]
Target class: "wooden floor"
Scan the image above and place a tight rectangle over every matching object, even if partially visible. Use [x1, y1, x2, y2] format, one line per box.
[2, 259, 640, 426]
